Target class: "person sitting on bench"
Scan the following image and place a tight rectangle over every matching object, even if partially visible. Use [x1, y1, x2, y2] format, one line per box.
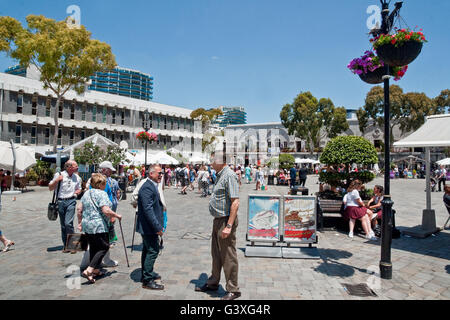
[366, 185, 384, 229]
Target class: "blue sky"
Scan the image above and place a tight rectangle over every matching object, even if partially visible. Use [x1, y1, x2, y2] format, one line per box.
[1, 0, 449, 123]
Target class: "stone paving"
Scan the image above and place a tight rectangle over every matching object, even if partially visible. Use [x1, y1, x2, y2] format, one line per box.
[0, 175, 449, 300]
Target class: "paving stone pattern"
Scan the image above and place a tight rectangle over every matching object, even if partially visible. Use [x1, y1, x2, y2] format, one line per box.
[0, 176, 449, 300]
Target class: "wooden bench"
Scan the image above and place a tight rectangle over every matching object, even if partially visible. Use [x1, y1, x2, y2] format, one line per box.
[317, 198, 344, 231]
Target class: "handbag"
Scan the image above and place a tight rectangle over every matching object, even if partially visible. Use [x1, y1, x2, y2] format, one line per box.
[65, 233, 88, 252]
[47, 177, 62, 221]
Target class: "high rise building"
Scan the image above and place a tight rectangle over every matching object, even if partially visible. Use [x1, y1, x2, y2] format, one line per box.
[213, 106, 247, 128]
[89, 67, 154, 101]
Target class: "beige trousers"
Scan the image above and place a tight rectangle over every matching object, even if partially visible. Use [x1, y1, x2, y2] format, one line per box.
[207, 216, 240, 293]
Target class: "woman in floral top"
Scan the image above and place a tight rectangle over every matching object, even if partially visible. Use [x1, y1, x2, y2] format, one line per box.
[77, 173, 122, 283]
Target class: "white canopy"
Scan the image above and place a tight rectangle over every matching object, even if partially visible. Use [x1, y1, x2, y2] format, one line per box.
[0, 141, 36, 172]
[393, 114, 450, 238]
[393, 114, 450, 148]
[189, 155, 208, 164]
[133, 151, 156, 166]
[63, 133, 119, 158]
[153, 151, 179, 165]
[436, 158, 450, 166]
[295, 158, 318, 164]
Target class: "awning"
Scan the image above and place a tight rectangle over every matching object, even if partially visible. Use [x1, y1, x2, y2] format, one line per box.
[393, 114, 450, 148]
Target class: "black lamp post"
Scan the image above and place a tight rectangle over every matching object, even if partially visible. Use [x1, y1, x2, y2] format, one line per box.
[371, 0, 403, 280]
[143, 109, 150, 170]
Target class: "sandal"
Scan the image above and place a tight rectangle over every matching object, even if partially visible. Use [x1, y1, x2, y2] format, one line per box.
[2, 241, 15, 252]
[92, 270, 105, 277]
[81, 270, 96, 284]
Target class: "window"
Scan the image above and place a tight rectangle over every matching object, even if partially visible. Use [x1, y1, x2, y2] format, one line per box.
[70, 103, 75, 120]
[103, 106, 107, 123]
[58, 102, 63, 118]
[46, 98, 51, 117]
[164, 117, 167, 130]
[70, 129, 75, 144]
[82, 103, 86, 121]
[120, 134, 124, 142]
[81, 130, 85, 140]
[17, 94, 23, 113]
[15, 124, 22, 143]
[92, 105, 97, 122]
[149, 114, 153, 128]
[171, 118, 174, 130]
[121, 111, 125, 125]
[45, 128, 50, 145]
[31, 126, 37, 145]
[112, 109, 116, 125]
[156, 115, 160, 129]
[32, 98, 37, 116]
[58, 128, 62, 145]
[111, 133, 115, 142]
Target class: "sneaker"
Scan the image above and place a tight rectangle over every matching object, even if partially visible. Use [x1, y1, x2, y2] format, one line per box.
[366, 233, 378, 241]
[102, 259, 119, 267]
[348, 232, 354, 238]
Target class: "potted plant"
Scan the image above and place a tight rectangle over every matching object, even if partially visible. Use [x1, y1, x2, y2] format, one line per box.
[136, 131, 158, 143]
[348, 51, 408, 84]
[26, 168, 38, 186]
[371, 28, 427, 67]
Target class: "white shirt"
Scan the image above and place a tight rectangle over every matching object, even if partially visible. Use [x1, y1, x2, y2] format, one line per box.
[344, 190, 361, 207]
[51, 171, 81, 199]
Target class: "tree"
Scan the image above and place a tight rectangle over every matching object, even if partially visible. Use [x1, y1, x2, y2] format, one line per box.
[102, 145, 128, 167]
[0, 15, 116, 152]
[73, 142, 104, 166]
[358, 85, 444, 143]
[434, 89, 450, 113]
[279, 154, 295, 170]
[400, 92, 436, 133]
[319, 136, 378, 189]
[280, 92, 349, 154]
[190, 107, 223, 131]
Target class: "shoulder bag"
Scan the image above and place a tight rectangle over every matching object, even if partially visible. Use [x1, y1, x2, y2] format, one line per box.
[47, 175, 62, 221]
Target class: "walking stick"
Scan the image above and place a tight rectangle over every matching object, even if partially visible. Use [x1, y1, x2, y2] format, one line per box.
[131, 211, 137, 252]
[118, 219, 130, 268]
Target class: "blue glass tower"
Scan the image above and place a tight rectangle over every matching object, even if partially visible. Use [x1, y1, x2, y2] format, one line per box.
[213, 106, 247, 128]
[89, 67, 154, 101]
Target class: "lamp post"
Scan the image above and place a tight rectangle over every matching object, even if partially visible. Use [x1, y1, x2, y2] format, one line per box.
[371, 0, 403, 280]
[143, 110, 150, 171]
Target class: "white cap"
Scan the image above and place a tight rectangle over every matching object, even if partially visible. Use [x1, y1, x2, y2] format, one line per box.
[99, 161, 116, 172]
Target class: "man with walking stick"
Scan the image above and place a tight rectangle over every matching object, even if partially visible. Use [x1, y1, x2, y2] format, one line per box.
[136, 164, 165, 290]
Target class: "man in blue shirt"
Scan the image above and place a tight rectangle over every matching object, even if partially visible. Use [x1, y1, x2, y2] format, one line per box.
[289, 165, 297, 189]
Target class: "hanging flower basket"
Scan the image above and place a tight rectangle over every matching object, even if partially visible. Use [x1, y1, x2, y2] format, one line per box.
[348, 51, 408, 84]
[372, 28, 427, 67]
[136, 131, 158, 142]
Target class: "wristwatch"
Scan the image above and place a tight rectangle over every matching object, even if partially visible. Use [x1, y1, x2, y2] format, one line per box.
[226, 223, 233, 229]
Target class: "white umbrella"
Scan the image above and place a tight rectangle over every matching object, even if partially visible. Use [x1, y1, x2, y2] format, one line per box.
[295, 158, 316, 164]
[189, 155, 208, 164]
[0, 141, 36, 172]
[153, 151, 179, 165]
[436, 158, 450, 166]
[134, 151, 156, 166]
[121, 151, 137, 165]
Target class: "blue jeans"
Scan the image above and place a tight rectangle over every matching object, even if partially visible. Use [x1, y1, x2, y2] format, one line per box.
[58, 199, 76, 246]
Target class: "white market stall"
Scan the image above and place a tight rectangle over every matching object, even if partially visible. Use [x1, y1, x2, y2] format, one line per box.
[393, 114, 450, 238]
[62, 133, 119, 159]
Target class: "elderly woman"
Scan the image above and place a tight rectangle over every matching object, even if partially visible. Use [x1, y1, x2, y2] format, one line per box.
[77, 173, 122, 283]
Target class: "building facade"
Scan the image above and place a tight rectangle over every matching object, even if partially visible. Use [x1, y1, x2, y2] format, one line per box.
[213, 106, 247, 128]
[89, 67, 154, 101]
[0, 72, 203, 157]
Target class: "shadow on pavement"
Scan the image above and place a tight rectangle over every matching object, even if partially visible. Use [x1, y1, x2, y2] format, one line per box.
[313, 249, 371, 278]
[47, 245, 64, 252]
[130, 268, 142, 283]
[189, 273, 226, 298]
[366, 228, 450, 260]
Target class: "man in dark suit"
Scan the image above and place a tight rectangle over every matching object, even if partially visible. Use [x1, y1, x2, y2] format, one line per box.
[136, 164, 165, 290]
[299, 165, 308, 187]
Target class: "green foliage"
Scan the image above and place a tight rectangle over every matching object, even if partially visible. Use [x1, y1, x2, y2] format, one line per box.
[279, 154, 295, 170]
[73, 142, 127, 167]
[320, 136, 378, 166]
[280, 92, 349, 153]
[319, 171, 376, 188]
[74, 142, 103, 166]
[25, 168, 38, 181]
[33, 160, 55, 181]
